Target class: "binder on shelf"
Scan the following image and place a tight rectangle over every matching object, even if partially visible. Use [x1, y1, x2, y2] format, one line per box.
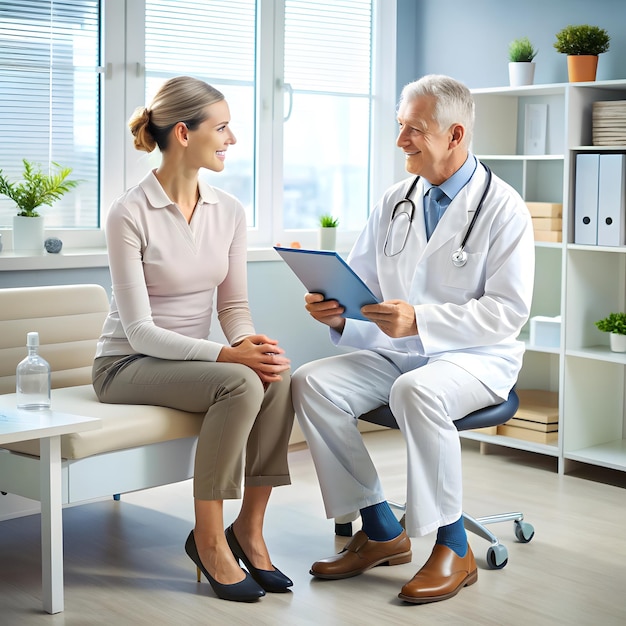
[597, 153, 626, 247]
[574, 153, 599, 245]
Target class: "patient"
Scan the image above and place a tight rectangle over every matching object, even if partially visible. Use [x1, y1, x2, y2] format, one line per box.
[92, 76, 294, 603]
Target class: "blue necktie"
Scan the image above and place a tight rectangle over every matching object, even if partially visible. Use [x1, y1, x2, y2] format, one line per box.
[424, 187, 448, 240]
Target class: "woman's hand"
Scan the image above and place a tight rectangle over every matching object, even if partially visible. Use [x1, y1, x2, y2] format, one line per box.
[217, 334, 290, 384]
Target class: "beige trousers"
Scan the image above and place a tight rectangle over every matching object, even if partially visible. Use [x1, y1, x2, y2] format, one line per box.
[93, 355, 294, 500]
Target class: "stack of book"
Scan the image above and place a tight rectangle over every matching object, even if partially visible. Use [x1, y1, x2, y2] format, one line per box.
[498, 389, 558, 444]
[592, 100, 626, 146]
[526, 202, 562, 242]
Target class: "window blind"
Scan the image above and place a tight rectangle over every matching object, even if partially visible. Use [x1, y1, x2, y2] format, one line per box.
[0, 0, 100, 228]
[284, 0, 371, 95]
[145, 1, 256, 85]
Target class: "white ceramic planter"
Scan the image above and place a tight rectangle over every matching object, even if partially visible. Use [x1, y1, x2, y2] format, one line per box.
[319, 227, 337, 250]
[13, 215, 45, 251]
[609, 332, 626, 353]
[508, 62, 535, 87]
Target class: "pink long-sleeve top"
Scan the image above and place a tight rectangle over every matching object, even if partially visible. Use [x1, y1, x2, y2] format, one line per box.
[95, 170, 255, 362]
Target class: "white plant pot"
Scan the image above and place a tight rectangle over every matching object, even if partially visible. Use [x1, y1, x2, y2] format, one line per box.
[319, 227, 337, 250]
[508, 62, 535, 87]
[13, 215, 45, 251]
[609, 333, 626, 353]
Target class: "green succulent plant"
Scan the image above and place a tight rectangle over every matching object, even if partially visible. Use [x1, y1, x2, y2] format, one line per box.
[0, 158, 79, 217]
[508, 37, 537, 63]
[553, 24, 610, 56]
[595, 312, 626, 335]
[319, 214, 339, 228]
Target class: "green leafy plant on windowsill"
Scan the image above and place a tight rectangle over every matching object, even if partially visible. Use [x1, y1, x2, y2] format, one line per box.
[319, 214, 339, 228]
[0, 158, 80, 217]
[595, 312, 626, 335]
[553, 24, 610, 56]
[508, 37, 537, 62]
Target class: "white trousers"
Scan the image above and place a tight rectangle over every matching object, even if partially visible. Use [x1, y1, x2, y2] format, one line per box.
[291, 351, 499, 537]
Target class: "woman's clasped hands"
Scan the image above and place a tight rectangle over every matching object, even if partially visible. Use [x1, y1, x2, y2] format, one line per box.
[218, 334, 290, 384]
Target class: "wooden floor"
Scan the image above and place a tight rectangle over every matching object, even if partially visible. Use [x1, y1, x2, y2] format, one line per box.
[1, 430, 626, 625]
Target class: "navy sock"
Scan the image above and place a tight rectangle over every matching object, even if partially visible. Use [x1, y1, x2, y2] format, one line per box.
[359, 502, 403, 541]
[436, 516, 467, 557]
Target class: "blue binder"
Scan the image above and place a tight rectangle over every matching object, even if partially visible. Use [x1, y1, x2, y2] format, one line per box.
[274, 247, 380, 321]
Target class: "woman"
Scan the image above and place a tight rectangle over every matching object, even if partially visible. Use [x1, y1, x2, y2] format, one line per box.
[92, 76, 294, 603]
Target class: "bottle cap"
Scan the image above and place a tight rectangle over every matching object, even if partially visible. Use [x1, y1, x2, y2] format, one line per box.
[26, 332, 40, 347]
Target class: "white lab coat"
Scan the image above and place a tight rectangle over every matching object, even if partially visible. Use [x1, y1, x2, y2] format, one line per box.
[339, 162, 535, 398]
[292, 163, 535, 537]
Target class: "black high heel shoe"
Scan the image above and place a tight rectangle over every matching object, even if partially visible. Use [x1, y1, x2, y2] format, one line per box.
[225, 524, 293, 593]
[184, 530, 265, 602]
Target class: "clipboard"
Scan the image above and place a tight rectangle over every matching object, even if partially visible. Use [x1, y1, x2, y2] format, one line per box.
[274, 247, 380, 321]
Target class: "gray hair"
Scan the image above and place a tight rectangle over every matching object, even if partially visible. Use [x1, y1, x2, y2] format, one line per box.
[399, 74, 475, 146]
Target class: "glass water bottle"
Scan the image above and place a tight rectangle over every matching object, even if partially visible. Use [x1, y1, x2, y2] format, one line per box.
[16, 332, 51, 410]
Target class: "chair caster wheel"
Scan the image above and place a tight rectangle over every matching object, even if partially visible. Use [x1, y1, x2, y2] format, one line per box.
[486, 544, 508, 569]
[514, 520, 535, 543]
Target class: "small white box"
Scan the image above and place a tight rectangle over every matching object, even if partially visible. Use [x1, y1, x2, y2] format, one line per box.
[529, 315, 561, 348]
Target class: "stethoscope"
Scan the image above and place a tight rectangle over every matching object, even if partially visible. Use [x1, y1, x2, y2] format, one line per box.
[383, 162, 492, 267]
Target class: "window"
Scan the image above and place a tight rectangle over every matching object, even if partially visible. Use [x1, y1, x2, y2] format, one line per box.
[0, 1, 397, 252]
[0, 0, 100, 229]
[143, 0, 257, 226]
[282, 0, 372, 232]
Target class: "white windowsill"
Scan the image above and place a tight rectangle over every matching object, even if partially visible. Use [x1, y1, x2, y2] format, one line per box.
[0, 248, 110, 271]
[0, 223, 353, 272]
[0, 246, 293, 272]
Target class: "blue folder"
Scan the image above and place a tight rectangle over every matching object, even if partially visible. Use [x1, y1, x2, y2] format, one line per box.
[274, 247, 380, 321]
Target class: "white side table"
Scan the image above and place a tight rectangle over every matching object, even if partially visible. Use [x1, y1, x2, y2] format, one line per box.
[0, 408, 100, 614]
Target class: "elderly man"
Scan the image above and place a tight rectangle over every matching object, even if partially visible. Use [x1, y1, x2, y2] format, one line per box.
[292, 74, 534, 604]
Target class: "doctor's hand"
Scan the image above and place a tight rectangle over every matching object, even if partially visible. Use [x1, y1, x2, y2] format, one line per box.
[304, 292, 346, 333]
[361, 299, 418, 338]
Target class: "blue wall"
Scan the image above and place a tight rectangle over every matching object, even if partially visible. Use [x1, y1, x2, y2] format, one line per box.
[397, 0, 625, 92]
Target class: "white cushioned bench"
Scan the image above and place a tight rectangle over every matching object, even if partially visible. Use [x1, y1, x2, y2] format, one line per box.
[0, 284, 203, 504]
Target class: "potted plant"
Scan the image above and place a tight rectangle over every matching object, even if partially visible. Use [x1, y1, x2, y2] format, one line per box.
[318, 214, 339, 250]
[553, 24, 610, 83]
[594, 312, 626, 352]
[0, 158, 79, 251]
[508, 37, 537, 87]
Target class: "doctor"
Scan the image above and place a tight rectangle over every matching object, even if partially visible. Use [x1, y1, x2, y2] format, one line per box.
[291, 74, 534, 604]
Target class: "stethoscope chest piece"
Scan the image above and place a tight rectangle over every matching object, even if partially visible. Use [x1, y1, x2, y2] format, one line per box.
[451, 248, 468, 268]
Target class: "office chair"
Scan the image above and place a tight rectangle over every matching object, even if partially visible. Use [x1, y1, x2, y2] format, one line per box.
[334, 388, 535, 569]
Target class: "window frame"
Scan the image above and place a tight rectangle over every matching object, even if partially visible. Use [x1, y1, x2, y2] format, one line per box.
[0, 0, 398, 255]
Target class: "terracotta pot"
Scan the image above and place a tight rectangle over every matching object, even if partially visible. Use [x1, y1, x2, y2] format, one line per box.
[566, 55, 598, 83]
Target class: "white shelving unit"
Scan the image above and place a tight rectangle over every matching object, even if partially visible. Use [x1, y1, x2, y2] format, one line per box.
[462, 80, 626, 475]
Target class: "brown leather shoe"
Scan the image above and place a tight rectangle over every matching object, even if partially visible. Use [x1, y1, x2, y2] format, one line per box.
[398, 544, 477, 604]
[310, 530, 412, 580]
